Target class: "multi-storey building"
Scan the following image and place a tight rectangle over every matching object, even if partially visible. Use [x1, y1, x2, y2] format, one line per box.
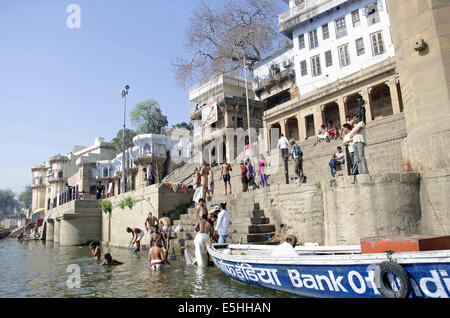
[253, 0, 403, 153]
[30, 137, 116, 213]
[189, 74, 265, 164]
[93, 133, 191, 196]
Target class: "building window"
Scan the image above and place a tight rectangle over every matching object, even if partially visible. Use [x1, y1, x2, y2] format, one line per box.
[335, 16, 347, 39]
[371, 31, 385, 56]
[237, 117, 244, 128]
[57, 171, 63, 178]
[299, 34, 305, 49]
[338, 44, 350, 67]
[311, 55, 321, 77]
[356, 38, 365, 56]
[39, 178, 43, 185]
[309, 29, 319, 49]
[300, 60, 308, 76]
[366, 2, 380, 26]
[322, 24, 329, 40]
[325, 50, 333, 67]
[351, 9, 360, 27]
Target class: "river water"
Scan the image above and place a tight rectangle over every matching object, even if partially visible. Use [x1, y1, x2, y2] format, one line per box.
[0, 239, 294, 298]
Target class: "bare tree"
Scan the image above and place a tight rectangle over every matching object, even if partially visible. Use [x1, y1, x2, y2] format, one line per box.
[171, 0, 283, 87]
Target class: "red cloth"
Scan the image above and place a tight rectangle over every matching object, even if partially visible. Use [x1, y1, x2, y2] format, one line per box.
[240, 165, 247, 178]
[36, 219, 43, 227]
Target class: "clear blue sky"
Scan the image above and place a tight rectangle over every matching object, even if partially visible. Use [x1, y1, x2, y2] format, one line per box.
[0, 0, 214, 195]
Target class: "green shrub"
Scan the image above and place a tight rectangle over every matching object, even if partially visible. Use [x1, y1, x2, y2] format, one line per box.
[100, 200, 112, 214]
[119, 197, 134, 210]
[175, 200, 187, 214]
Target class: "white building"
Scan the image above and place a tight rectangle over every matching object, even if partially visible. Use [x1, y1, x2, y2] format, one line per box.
[255, 0, 394, 97]
[91, 133, 192, 195]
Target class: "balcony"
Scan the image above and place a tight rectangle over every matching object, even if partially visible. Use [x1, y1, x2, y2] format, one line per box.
[278, 0, 347, 38]
[254, 68, 296, 99]
[48, 176, 67, 184]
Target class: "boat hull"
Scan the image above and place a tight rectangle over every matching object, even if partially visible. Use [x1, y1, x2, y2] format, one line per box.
[208, 245, 450, 298]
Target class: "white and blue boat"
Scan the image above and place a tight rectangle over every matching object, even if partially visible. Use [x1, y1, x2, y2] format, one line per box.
[207, 241, 450, 298]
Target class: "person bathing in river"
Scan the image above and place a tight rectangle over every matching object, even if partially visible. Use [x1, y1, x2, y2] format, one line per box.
[101, 253, 123, 266]
[126, 227, 144, 252]
[148, 238, 173, 271]
[193, 213, 215, 267]
[89, 242, 101, 260]
[158, 214, 172, 251]
[150, 225, 167, 254]
[145, 212, 158, 239]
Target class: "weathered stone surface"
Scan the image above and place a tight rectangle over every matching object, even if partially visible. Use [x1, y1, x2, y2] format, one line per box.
[323, 173, 421, 245]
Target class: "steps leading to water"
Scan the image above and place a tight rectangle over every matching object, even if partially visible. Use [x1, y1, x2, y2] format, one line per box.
[171, 199, 276, 254]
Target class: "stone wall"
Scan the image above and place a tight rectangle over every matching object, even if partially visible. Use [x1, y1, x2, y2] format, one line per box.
[418, 168, 450, 235]
[322, 173, 421, 245]
[211, 172, 422, 246]
[45, 200, 103, 246]
[101, 184, 194, 248]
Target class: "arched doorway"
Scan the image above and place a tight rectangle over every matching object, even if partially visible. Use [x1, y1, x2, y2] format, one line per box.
[286, 117, 299, 141]
[269, 123, 281, 150]
[323, 102, 341, 128]
[346, 95, 361, 119]
[370, 83, 393, 119]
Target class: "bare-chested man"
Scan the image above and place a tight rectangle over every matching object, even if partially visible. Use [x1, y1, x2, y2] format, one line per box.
[126, 227, 144, 252]
[158, 214, 172, 252]
[195, 199, 208, 219]
[89, 242, 101, 260]
[221, 162, 232, 195]
[150, 225, 166, 250]
[101, 253, 123, 266]
[200, 163, 210, 193]
[148, 238, 173, 271]
[145, 212, 158, 239]
[193, 214, 215, 267]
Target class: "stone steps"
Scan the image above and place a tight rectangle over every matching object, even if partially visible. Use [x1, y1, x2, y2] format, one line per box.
[171, 193, 276, 248]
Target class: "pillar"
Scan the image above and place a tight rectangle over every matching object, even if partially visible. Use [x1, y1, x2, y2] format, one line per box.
[280, 119, 287, 137]
[313, 108, 324, 134]
[337, 96, 348, 126]
[386, 0, 450, 236]
[297, 114, 306, 142]
[361, 87, 374, 123]
[388, 78, 402, 114]
[46, 220, 54, 242]
[262, 121, 270, 154]
[54, 219, 60, 243]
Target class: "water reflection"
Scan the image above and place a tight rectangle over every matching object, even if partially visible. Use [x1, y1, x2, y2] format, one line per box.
[0, 239, 295, 298]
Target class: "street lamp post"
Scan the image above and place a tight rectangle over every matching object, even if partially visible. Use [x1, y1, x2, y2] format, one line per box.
[243, 55, 252, 148]
[121, 85, 130, 194]
[233, 53, 258, 157]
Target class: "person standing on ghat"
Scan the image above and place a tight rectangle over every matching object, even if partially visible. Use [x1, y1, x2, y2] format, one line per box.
[343, 123, 358, 175]
[277, 134, 290, 161]
[221, 161, 233, 195]
[288, 139, 305, 184]
[215, 202, 231, 244]
[349, 114, 369, 175]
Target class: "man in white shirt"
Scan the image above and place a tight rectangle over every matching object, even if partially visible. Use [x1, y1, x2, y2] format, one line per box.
[350, 114, 369, 175]
[343, 124, 358, 175]
[277, 134, 290, 161]
[329, 146, 345, 178]
[215, 203, 231, 244]
[271, 235, 298, 257]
